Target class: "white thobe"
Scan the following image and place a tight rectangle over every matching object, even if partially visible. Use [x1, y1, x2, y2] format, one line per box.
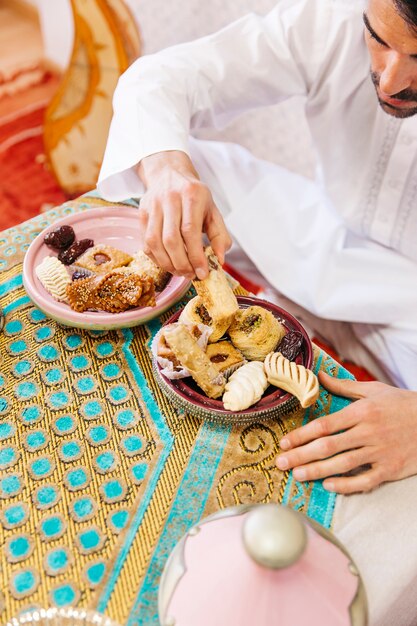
[98, 1, 417, 622]
[98, 0, 417, 389]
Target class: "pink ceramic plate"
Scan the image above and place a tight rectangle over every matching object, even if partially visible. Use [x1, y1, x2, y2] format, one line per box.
[154, 296, 314, 425]
[23, 207, 191, 330]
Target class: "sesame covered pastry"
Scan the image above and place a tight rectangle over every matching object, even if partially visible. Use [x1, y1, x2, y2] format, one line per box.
[36, 256, 71, 302]
[66, 270, 155, 313]
[179, 296, 231, 343]
[228, 305, 286, 361]
[162, 323, 225, 399]
[129, 251, 170, 291]
[264, 352, 319, 408]
[75, 244, 133, 274]
[205, 341, 245, 378]
[192, 246, 239, 338]
[223, 361, 268, 411]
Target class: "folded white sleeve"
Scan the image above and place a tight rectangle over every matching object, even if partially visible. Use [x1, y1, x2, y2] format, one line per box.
[97, 0, 329, 200]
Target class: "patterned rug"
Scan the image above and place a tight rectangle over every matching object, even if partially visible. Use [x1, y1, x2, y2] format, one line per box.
[0, 194, 353, 625]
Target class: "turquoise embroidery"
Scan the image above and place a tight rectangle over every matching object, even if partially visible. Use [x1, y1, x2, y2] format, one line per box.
[6, 535, 32, 562]
[39, 515, 66, 541]
[94, 451, 118, 474]
[8, 340, 28, 355]
[108, 510, 129, 534]
[33, 484, 61, 510]
[52, 415, 77, 435]
[50, 583, 78, 607]
[63, 334, 84, 350]
[80, 399, 104, 419]
[121, 435, 143, 456]
[113, 408, 139, 430]
[64, 467, 90, 491]
[0, 421, 15, 440]
[77, 527, 103, 553]
[69, 355, 90, 371]
[37, 344, 60, 362]
[107, 385, 130, 404]
[12, 360, 34, 377]
[86, 425, 110, 446]
[0, 445, 19, 470]
[15, 381, 38, 400]
[29, 457, 54, 479]
[4, 320, 23, 335]
[59, 440, 83, 462]
[1, 504, 29, 529]
[84, 562, 106, 587]
[70, 496, 97, 522]
[0, 474, 22, 498]
[11, 569, 38, 598]
[19, 405, 43, 424]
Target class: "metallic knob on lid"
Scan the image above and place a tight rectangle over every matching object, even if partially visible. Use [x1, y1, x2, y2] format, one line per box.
[242, 504, 307, 569]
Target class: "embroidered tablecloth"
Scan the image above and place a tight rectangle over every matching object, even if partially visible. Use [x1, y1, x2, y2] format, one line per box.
[0, 194, 353, 625]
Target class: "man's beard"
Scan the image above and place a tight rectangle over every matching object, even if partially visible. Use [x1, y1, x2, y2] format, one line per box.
[371, 71, 417, 118]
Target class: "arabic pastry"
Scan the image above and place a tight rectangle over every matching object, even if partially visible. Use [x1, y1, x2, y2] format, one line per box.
[36, 256, 71, 302]
[192, 246, 239, 339]
[128, 251, 170, 291]
[66, 270, 155, 313]
[179, 296, 231, 342]
[228, 305, 285, 361]
[162, 323, 225, 399]
[156, 322, 204, 371]
[75, 244, 133, 274]
[205, 341, 245, 378]
[264, 352, 319, 408]
[223, 361, 268, 411]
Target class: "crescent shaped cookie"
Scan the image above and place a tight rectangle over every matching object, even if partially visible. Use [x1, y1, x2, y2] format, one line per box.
[36, 256, 71, 302]
[223, 361, 268, 411]
[264, 352, 319, 408]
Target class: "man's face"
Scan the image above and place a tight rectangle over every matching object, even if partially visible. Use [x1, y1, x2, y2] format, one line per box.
[365, 0, 417, 118]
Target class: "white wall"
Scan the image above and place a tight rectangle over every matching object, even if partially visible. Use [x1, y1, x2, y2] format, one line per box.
[30, 0, 73, 70]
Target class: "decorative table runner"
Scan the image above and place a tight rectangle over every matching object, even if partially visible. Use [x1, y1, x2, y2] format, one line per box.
[0, 195, 353, 625]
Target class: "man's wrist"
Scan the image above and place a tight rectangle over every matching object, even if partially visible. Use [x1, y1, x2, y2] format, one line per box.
[137, 150, 198, 187]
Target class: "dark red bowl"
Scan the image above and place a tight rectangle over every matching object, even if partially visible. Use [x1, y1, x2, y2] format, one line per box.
[153, 295, 313, 424]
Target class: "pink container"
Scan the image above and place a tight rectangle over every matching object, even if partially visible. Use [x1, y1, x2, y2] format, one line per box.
[158, 505, 367, 626]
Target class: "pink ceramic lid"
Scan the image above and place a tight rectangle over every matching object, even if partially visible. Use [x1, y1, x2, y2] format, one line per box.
[22, 207, 190, 330]
[159, 506, 367, 626]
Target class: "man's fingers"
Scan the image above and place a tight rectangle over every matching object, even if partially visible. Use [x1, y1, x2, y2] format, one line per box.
[181, 195, 209, 279]
[143, 202, 176, 274]
[291, 447, 374, 482]
[276, 428, 364, 470]
[323, 467, 384, 494]
[204, 205, 232, 265]
[162, 198, 195, 278]
[279, 402, 359, 451]
[318, 371, 367, 400]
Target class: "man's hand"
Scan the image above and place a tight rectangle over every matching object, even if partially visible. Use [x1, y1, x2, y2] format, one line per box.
[137, 151, 232, 279]
[276, 371, 417, 494]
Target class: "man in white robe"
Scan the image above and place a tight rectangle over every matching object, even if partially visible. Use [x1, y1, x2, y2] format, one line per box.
[98, 0, 417, 622]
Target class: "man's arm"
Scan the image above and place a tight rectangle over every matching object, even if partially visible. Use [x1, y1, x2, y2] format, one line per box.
[98, 1, 328, 275]
[276, 372, 417, 493]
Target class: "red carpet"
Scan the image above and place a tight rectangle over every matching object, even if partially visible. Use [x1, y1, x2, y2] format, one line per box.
[0, 71, 67, 232]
